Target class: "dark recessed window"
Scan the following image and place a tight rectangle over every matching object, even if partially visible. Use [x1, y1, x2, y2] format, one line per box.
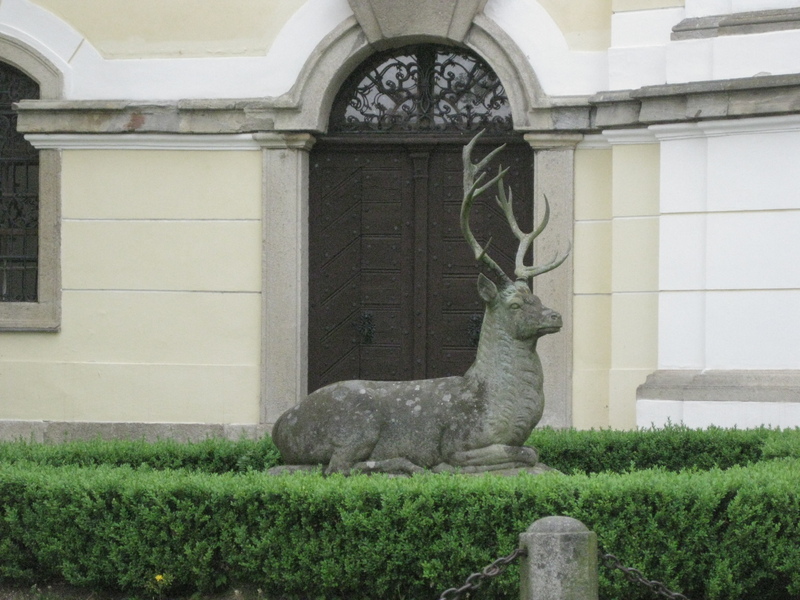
[0, 62, 39, 302]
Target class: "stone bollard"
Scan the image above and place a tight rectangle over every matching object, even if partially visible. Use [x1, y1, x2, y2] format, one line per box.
[519, 516, 598, 600]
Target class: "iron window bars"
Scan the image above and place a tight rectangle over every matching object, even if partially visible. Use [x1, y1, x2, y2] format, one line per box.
[0, 62, 39, 303]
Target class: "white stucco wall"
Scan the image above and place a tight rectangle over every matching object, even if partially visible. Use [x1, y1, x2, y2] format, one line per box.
[611, 1, 800, 90]
[637, 116, 800, 429]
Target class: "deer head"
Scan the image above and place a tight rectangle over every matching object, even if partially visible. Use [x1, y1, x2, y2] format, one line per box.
[461, 130, 570, 290]
[475, 275, 563, 344]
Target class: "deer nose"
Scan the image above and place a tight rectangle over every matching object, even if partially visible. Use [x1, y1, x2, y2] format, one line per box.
[544, 309, 562, 326]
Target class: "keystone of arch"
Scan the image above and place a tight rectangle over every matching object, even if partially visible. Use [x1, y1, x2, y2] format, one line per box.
[347, 0, 489, 44]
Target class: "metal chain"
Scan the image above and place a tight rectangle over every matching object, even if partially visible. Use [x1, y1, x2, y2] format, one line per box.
[601, 552, 691, 600]
[437, 546, 528, 600]
[436, 546, 691, 600]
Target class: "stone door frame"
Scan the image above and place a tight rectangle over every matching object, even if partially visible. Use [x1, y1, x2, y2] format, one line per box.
[259, 0, 578, 428]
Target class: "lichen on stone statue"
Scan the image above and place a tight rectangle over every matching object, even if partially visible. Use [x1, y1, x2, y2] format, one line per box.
[270, 132, 569, 476]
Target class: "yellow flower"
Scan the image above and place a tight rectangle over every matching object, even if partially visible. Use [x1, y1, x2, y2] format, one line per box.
[155, 575, 164, 582]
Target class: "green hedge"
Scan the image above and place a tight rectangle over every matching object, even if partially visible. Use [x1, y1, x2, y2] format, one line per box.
[2, 457, 800, 599]
[2, 425, 795, 475]
[528, 425, 782, 474]
[2, 427, 800, 599]
[0, 436, 281, 474]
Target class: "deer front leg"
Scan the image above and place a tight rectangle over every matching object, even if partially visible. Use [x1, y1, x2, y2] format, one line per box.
[447, 444, 538, 468]
[324, 419, 382, 475]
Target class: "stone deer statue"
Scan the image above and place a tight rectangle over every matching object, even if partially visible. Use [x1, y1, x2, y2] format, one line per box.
[271, 133, 569, 475]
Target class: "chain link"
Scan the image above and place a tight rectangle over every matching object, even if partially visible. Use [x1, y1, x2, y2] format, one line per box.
[437, 547, 528, 600]
[436, 545, 691, 600]
[601, 552, 690, 600]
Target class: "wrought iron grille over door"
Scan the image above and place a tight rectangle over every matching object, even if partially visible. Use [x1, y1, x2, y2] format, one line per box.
[0, 63, 39, 302]
[330, 44, 512, 134]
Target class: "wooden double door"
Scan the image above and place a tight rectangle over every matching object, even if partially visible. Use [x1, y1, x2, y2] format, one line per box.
[308, 138, 533, 392]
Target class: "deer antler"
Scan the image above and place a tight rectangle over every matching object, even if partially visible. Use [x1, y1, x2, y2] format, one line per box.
[495, 183, 571, 280]
[462, 131, 513, 286]
[462, 131, 570, 285]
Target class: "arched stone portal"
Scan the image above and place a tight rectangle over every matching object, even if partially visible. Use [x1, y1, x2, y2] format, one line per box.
[308, 43, 533, 391]
[260, 0, 577, 428]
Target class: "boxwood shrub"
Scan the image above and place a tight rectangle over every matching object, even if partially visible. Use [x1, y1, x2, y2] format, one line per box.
[528, 425, 779, 474]
[2, 424, 793, 474]
[0, 427, 799, 600]
[0, 436, 281, 473]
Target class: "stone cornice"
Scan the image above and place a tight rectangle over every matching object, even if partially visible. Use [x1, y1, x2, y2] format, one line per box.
[253, 132, 316, 151]
[523, 133, 583, 149]
[15, 99, 283, 135]
[672, 8, 800, 41]
[24, 132, 323, 151]
[15, 74, 800, 137]
[510, 74, 800, 133]
[591, 74, 800, 130]
[25, 132, 263, 150]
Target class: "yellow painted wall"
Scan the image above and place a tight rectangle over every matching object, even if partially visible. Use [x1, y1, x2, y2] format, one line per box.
[0, 150, 264, 424]
[612, 0, 684, 11]
[573, 143, 660, 429]
[609, 143, 659, 429]
[573, 147, 612, 429]
[538, 0, 612, 51]
[29, 0, 624, 56]
[26, 0, 687, 60]
[30, 0, 308, 58]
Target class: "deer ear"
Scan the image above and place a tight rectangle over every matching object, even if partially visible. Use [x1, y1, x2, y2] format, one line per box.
[477, 273, 498, 303]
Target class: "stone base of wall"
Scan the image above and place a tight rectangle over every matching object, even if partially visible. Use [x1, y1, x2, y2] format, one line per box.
[0, 420, 270, 443]
[637, 370, 800, 429]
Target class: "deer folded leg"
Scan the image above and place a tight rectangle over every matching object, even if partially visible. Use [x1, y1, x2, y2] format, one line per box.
[352, 458, 426, 475]
[325, 433, 381, 475]
[267, 464, 321, 475]
[448, 444, 538, 467]
[432, 461, 536, 474]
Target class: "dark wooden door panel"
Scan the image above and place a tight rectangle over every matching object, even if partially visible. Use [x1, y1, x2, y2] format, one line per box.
[309, 158, 362, 389]
[309, 147, 414, 390]
[309, 140, 532, 391]
[316, 242, 360, 305]
[321, 346, 361, 386]
[426, 142, 533, 379]
[360, 345, 403, 380]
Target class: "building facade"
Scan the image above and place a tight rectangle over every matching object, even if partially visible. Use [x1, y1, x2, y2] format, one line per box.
[1, 0, 799, 441]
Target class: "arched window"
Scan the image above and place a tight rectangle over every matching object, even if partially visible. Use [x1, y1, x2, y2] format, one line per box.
[329, 44, 512, 134]
[0, 62, 39, 302]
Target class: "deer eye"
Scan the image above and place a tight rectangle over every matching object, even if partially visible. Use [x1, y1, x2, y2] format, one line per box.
[509, 302, 522, 310]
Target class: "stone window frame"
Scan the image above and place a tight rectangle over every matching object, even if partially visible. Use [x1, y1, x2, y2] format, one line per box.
[0, 36, 62, 331]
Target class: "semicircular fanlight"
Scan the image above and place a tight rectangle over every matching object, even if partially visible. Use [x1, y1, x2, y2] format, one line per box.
[329, 44, 512, 134]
